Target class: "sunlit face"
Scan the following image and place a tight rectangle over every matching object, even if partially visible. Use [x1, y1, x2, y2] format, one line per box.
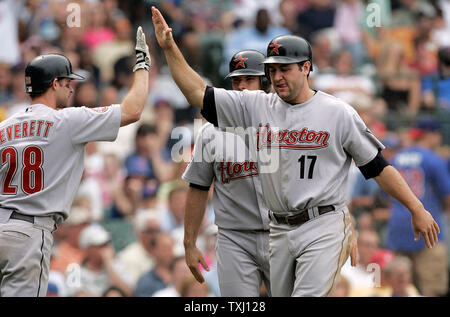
[54, 78, 74, 109]
[231, 75, 261, 91]
[267, 62, 309, 103]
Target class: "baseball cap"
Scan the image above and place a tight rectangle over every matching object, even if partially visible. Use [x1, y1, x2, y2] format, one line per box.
[409, 117, 441, 140]
[381, 134, 401, 149]
[65, 206, 92, 226]
[79, 224, 111, 249]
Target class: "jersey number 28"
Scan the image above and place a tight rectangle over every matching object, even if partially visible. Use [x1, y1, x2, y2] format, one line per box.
[1, 146, 44, 195]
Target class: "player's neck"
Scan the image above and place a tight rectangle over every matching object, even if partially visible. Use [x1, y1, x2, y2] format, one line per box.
[291, 85, 315, 105]
[31, 94, 57, 110]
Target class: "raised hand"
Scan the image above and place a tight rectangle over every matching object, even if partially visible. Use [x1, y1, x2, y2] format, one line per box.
[151, 6, 174, 50]
[133, 26, 151, 72]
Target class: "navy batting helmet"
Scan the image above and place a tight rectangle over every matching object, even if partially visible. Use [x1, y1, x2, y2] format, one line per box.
[25, 54, 85, 94]
[263, 35, 313, 71]
[225, 50, 266, 79]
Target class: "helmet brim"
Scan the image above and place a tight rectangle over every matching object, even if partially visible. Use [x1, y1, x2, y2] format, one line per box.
[65, 72, 86, 80]
[262, 56, 309, 64]
[225, 69, 265, 79]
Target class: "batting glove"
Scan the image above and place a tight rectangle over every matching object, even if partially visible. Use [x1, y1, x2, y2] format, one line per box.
[133, 26, 151, 72]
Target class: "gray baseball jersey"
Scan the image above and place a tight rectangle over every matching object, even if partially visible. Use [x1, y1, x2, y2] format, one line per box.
[182, 122, 271, 296]
[0, 103, 121, 221]
[204, 87, 384, 296]
[182, 122, 269, 230]
[210, 88, 384, 213]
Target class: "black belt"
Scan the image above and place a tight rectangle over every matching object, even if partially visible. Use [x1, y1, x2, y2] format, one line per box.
[10, 211, 35, 224]
[269, 205, 335, 226]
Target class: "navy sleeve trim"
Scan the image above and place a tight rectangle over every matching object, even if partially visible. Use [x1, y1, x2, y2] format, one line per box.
[358, 150, 390, 180]
[189, 182, 211, 191]
[201, 86, 218, 127]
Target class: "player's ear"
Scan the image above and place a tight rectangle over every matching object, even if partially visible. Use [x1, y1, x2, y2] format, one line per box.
[50, 78, 59, 90]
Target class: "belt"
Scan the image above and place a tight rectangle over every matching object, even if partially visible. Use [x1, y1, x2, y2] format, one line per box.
[10, 211, 35, 224]
[269, 205, 335, 226]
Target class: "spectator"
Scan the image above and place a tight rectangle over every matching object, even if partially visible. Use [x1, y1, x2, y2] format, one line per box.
[384, 255, 420, 297]
[295, 0, 336, 41]
[222, 8, 290, 76]
[385, 117, 450, 296]
[340, 229, 380, 296]
[70, 224, 133, 297]
[333, 0, 366, 68]
[160, 185, 188, 233]
[314, 49, 376, 104]
[152, 256, 191, 297]
[124, 123, 175, 184]
[422, 46, 450, 111]
[377, 42, 421, 114]
[116, 211, 161, 289]
[50, 206, 91, 273]
[135, 232, 175, 297]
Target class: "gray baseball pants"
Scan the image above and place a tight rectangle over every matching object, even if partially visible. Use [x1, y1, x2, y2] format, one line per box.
[0, 208, 56, 297]
[216, 228, 271, 296]
[269, 207, 352, 297]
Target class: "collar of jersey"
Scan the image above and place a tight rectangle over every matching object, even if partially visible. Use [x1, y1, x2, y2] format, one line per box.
[276, 90, 322, 108]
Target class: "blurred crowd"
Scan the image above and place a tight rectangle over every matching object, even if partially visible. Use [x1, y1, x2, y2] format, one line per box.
[0, 0, 449, 297]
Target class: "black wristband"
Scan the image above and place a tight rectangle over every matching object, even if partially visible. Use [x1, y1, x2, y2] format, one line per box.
[358, 150, 390, 179]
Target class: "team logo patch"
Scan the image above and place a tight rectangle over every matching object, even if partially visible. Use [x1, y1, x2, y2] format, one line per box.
[269, 42, 281, 55]
[233, 56, 248, 69]
[25, 76, 32, 85]
[91, 106, 109, 113]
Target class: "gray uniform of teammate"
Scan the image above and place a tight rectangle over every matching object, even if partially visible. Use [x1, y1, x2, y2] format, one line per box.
[0, 27, 150, 297]
[183, 50, 271, 296]
[152, 8, 440, 298]
[183, 122, 270, 296]
[205, 88, 382, 296]
[0, 103, 121, 297]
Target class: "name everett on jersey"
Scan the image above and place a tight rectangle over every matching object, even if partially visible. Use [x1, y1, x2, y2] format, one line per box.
[256, 123, 330, 150]
[0, 120, 54, 144]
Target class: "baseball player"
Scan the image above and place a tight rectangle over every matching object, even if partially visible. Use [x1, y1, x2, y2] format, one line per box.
[0, 27, 151, 297]
[182, 50, 271, 297]
[152, 6, 439, 297]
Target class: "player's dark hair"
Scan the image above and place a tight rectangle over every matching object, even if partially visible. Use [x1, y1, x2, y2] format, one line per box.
[298, 61, 311, 78]
[136, 123, 157, 137]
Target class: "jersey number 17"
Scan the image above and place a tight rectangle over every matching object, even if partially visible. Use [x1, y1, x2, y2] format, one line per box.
[1, 146, 44, 195]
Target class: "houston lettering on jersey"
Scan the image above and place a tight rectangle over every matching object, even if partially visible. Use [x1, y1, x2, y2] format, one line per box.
[256, 123, 330, 150]
[0, 120, 54, 145]
[217, 161, 258, 184]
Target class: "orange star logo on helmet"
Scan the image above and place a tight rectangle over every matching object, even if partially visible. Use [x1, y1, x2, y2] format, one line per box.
[269, 42, 281, 55]
[233, 56, 248, 69]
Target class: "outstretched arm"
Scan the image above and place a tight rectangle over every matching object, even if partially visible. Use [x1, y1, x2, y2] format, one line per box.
[121, 26, 150, 126]
[151, 6, 206, 108]
[374, 165, 440, 248]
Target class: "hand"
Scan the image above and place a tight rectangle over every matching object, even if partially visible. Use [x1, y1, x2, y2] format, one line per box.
[411, 209, 440, 248]
[151, 6, 174, 50]
[133, 26, 151, 72]
[185, 245, 209, 283]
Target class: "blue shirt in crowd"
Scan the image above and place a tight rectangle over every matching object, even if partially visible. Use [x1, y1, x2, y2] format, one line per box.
[385, 146, 450, 252]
